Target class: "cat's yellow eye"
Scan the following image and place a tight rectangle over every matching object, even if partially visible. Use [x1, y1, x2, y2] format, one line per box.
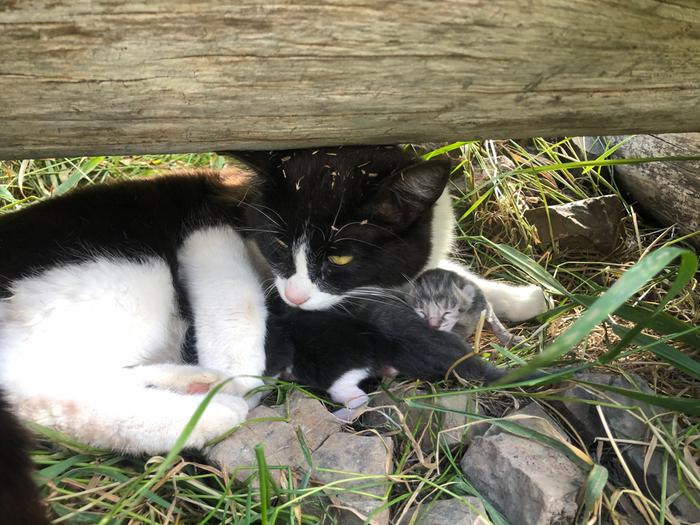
[328, 254, 354, 266]
[275, 238, 288, 248]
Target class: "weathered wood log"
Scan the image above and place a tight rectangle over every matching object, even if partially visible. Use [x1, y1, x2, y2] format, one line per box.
[1, 1, 699, 160]
[577, 133, 700, 249]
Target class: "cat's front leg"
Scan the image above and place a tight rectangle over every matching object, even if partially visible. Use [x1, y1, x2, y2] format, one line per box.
[178, 226, 268, 402]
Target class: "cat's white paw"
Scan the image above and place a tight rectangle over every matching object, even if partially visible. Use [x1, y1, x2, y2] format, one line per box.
[218, 376, 264, 399]
[499, 285, 549, 322]
[132, 364, 229, 394]
[186, 396, 249, 449]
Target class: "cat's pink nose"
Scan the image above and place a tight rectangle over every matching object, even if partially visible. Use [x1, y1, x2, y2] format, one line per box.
[284, 283, 310, 305]
[427, 317, 442, 329]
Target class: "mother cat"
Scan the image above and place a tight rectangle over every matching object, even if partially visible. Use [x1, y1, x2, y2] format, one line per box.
[0, 146, 546, 455]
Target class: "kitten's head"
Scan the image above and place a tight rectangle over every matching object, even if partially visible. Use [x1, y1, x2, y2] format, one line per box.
[226, 146, 453, 310]
[408, 269, 475, 331]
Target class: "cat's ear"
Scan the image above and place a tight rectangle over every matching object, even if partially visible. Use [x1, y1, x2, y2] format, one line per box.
[217, 150, 281, 175]
[366, 159, 452, 225]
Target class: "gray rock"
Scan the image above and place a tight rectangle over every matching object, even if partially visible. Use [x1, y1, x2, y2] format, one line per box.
[557, 372, 653, 443]
[207, 405, 305, 483]
[461, 412, 586, 524]
[362, 385, 426, 430]
[283, 391, 343, 451]
[524, 195, 626, 254]
[363, 386, 482, 450]
[557, 373, 700, 523]
[397, 497, 487, 524]
[312, 432, 394, 525]
[433, 392, 483, 447]
[623, 444, 700, 523]
[484, 402, 568, 442]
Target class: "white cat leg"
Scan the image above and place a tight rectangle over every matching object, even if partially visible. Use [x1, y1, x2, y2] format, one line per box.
[6, 380, 247, 454]
[0, 256, 245, 454]
[438, 259, 549, 321]
[178, 226, 268, 399]
[126, 363, 237, 394]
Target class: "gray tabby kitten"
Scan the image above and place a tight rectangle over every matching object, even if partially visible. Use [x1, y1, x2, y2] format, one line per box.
[408, 268, 525, 347]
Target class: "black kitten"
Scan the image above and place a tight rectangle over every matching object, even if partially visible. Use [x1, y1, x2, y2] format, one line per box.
[265, 293, 506, 419]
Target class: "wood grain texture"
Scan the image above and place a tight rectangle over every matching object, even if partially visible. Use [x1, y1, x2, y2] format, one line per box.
[1, 1, 699, 159]
[608, 133, 700, 248]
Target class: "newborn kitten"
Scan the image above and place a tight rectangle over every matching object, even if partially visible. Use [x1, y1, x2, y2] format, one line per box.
[408, 268, 525, 347]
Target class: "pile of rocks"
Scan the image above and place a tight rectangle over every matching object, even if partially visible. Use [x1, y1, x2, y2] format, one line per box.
[207, 374, 700, 525]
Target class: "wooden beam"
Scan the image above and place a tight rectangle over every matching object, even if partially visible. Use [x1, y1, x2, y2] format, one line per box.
[1, 1, 699, 159]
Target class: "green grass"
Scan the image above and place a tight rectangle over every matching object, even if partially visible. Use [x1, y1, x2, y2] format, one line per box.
[1, 138, 699, 524]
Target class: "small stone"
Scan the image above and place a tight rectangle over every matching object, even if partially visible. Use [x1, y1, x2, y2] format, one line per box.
[397, 497, 487, 524]
[557, 373, 652, 444]
[623, 445, 700, 523]
[484, 402, 568, 442]
[524, 195, 626, 254]
[362, 385, 425, 430]
[557, 373, 700, 522]
[433, 392, 482, 447]
[363, 385, 482, 451]
[285, 391, 343, 451]
[207, 405, 305, 483]
[312, 432, 394, 525]
[461, 432, 586, 524]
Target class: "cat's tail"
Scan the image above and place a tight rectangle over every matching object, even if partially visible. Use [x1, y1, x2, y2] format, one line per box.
[0, 389, 51, 525]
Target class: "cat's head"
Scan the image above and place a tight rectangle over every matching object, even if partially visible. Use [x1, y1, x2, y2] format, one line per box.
[225, 146, 454, 310]
[408, 269, 475, 331]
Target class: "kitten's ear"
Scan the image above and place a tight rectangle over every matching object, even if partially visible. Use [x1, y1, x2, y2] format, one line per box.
[366, 159, 452, 225]
[459, 283, 477, 304]
[217, 150, 280, 175]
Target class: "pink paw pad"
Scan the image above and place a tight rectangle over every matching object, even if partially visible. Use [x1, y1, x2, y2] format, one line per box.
[186, 382, 211, 394]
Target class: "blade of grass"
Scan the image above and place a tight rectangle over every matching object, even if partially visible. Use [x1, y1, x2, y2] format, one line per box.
[477, 237, 568, 295]
[574, 295, 700, 349]
[610, 324, 700, 381]
[577, 380, 700, 416]
[499, 247, 697, 383]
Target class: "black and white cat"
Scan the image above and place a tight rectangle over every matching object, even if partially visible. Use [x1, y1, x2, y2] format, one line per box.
[0, 146, 547, 457]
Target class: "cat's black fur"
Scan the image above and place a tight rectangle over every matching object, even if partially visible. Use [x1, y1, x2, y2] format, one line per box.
[232, 146, 452, 293]
[0, 173, 248, 296]
[0, 390, 51, 525]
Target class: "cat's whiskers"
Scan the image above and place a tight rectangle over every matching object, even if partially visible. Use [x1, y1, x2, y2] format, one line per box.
[240, 201, 287, 229]
[309, 223, 327, 242]
[262, 279, 278, 298]
[344, 295, 405, 310]
[331, 221, 406, 244]
[236, 227, 282, 235]
[332, 237, 385, 251]
[346, 287, 409, 308]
